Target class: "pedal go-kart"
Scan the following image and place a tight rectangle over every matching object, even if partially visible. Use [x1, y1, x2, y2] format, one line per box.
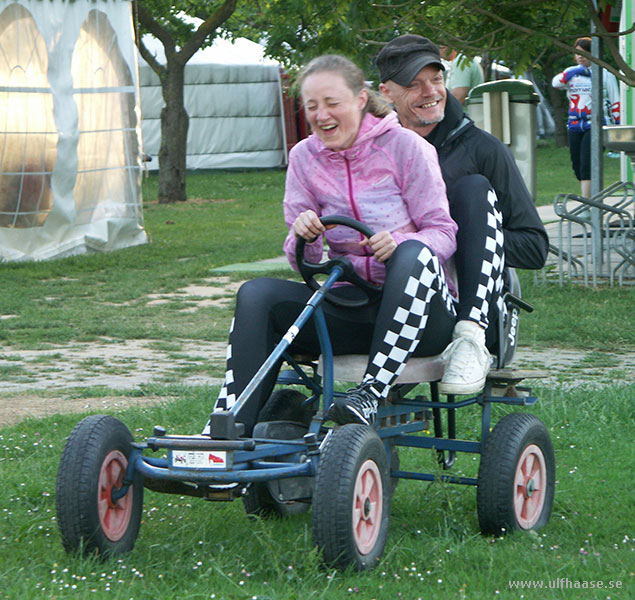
[56, 216, 555, 570]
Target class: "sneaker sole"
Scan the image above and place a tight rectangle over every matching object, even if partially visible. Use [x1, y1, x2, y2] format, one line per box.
[438, 378, 486, 395]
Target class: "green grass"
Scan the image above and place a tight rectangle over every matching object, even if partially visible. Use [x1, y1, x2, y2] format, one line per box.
[535, 140, 622, 207]
[0, 170, 288, 349]
[0, 384, 632, 599]
[0, 153, 631, 353]
[516, 270, 634, 351]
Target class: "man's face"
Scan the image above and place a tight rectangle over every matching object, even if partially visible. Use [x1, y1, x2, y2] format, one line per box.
[379, 65, 447, 136]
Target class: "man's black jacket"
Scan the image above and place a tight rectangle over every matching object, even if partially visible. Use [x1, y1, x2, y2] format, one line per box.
[425, 93, 549, 269]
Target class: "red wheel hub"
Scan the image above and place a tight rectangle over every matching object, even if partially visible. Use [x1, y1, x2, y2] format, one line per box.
[514, 444, 547, 529]
[97, 450, 133, 541]
[352, 459, 383, 555]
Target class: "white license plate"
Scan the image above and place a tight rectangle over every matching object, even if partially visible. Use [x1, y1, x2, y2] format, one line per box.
[170, 450, 228, 469]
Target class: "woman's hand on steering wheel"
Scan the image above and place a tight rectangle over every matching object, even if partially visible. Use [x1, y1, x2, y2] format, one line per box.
[360, 230, 398, 263]
[294, 215, 383, 308]
[293, 210, 327, 242]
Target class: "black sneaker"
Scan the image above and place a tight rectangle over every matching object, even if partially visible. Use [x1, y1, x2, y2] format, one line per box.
[329, 380, 380, 426]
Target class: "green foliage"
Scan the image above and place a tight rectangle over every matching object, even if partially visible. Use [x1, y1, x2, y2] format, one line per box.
[136, 1, 233, 48]
[231, 0, 632, 85]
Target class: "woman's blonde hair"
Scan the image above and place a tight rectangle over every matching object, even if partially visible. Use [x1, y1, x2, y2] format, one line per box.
[299, 54, 391, 118]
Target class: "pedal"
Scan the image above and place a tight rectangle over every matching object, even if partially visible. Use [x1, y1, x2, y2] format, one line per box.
[204, 483, 244, 501]
[487, 368, 548, 385]
[486, 368, 547, 398]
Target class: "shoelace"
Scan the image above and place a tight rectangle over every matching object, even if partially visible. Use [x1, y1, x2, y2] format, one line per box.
[441, 337, 490, 372]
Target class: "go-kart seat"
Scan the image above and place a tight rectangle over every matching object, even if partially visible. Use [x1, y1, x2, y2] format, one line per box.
[318, 353, 445, 385]
[316, 268, 529, 386]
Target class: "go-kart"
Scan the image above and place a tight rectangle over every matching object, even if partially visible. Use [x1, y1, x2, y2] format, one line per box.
[56, 216, 555, 570]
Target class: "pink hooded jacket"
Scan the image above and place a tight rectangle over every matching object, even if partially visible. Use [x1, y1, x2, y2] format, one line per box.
[283, 111, 458, 295]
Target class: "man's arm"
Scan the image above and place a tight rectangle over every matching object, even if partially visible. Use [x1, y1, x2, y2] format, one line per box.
[450, 86, 470, 105]
[448, 56, 483, 105]
[477, 134, 548, 269]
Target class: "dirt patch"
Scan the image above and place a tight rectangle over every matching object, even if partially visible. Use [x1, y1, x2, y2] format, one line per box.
[145, 277, 242, 310]
[1, 273, 633, 428]
[0, 340, 633, 428]
[0, 394, 171, 428]
[0, 339, 227, 393]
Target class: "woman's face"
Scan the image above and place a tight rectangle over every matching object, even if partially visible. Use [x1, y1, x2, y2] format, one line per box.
[301, 71, 368, 151]
[574, 46, 591, 67]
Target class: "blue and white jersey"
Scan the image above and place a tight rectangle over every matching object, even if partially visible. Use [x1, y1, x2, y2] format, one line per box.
[552, 65, 620, 132]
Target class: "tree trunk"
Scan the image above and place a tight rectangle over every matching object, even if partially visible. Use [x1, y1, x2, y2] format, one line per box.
[543, 63, 568, 148]
[481, 52, 492, 82]
[158, 63, 188, 203]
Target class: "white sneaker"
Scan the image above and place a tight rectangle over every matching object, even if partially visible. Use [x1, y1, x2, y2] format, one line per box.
[439, 320, 491, 395]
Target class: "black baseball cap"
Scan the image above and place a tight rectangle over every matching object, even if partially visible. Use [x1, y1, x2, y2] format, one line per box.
[376, 34, 444, 85]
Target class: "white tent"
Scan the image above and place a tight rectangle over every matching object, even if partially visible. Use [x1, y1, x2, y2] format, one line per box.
[139, 35, 288, 171]
[0, 0, 146, 261]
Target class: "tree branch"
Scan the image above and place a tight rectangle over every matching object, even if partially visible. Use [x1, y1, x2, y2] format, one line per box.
[584, 0, 634, 78]
[134, 2, 172, 78]
[181, 0, 238, 64]
[459, 1, 635, 86]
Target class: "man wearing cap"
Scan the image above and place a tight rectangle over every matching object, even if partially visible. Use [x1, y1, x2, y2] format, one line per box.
[376, 34, 548, 395]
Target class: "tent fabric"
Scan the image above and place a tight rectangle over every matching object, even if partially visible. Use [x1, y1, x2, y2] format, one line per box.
[0, 0, 146, 261]
[139, 38, 288, 171]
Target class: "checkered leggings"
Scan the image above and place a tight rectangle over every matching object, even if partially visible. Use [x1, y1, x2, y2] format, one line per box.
[448, 175, 506, 330]
[363, 240, 456, 399]
[212, 240, 457, 433]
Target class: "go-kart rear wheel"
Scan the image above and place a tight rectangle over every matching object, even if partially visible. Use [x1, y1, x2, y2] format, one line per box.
[477, 413, 555, 535]
[242, 390, 312, 518]
[56, 415, 143, 556]
[257, 388, 315, 427]
[312, 424, 390, 570]
[242, 476, 310, 518]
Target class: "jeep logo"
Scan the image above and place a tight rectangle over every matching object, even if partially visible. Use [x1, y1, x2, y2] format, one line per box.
[507, 308, 519, 347]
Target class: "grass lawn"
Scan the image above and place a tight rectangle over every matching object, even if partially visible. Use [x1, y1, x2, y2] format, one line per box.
[535, 139, 623, 206]
[0, 144, 633, 599]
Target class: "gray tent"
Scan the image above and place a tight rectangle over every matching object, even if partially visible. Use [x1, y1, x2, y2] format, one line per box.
[139, 36, 288, 171]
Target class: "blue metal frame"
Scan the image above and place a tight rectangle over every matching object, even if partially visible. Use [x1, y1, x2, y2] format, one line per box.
[115, 260, 540, 502]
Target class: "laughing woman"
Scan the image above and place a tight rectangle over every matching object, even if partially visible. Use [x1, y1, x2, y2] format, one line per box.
[211, 54, 458, 434]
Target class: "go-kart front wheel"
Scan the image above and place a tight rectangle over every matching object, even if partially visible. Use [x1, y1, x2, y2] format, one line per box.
[477, 413, 555, 535]
[312, 424, 390, 570]
[56, 415, 143, 556]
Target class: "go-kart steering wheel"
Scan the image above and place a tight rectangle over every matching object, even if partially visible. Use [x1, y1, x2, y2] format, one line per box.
[295, 215, 383, 308]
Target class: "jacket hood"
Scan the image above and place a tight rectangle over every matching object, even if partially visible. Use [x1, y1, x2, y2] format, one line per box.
[308, 111, 401, 158]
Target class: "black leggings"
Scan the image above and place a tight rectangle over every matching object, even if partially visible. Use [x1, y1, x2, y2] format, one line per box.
[567, 129, 591, 181]
[215, 240, 456, 434]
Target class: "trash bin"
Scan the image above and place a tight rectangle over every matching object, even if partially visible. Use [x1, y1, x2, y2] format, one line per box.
[465, 79, 540, 201]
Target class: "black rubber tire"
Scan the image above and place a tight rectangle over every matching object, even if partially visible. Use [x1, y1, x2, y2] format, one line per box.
[477, 413, 555, 535]
[257, 389, 315, 427]
[243, 390, 312, 518]
[56, 415, 143, 556]
[312, 424, 390, 570]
